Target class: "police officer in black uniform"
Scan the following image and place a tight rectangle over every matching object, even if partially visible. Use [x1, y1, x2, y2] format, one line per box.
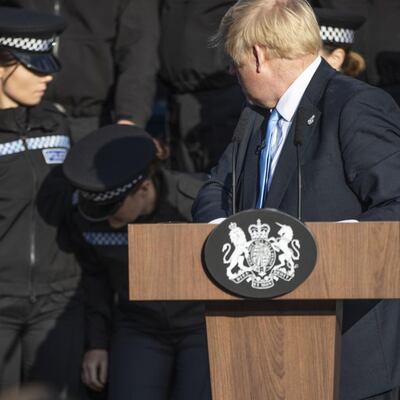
[63, 125, 211, 400]
[314, 8, 366, 78]
[160, 0, 244, 173]
[8, 0, 160, 143]
[0, 7, 83, 397]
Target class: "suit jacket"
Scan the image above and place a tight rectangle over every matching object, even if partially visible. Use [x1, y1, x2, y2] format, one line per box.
[192, 60, 400, 399]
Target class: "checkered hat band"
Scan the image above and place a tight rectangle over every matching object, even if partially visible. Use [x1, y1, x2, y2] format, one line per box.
[80, 174, 144, 203]
[83, 232, 128, 246]
[0, 36, 55, 52]
[320, 26, 355, 44]
[0, 135, 70, 156]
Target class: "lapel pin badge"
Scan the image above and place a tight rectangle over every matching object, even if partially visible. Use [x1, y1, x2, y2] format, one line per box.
[307, 115, 315, 126]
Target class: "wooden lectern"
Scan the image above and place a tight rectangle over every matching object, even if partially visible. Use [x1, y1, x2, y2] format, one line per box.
[128, 222, 400, 399]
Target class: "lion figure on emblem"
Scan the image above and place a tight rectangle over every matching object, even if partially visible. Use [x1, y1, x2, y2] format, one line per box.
[222, 223, 252, 279]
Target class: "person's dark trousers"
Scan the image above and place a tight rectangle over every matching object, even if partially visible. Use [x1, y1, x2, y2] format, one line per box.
[168, 84, 244, 173]
[109, 321, 212, 400]
[0, 292, 85, 398]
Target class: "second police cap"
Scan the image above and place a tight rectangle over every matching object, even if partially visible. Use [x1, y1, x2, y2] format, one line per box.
[63, 124, 157, 221]
[0, 7, 65, 74]
[314, 8, 365, 46]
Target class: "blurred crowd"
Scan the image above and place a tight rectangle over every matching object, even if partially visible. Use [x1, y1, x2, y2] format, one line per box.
[4, 0, 400, 173]
[0, 0, 399, 399]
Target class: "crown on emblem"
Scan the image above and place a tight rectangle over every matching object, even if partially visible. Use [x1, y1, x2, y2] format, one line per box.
[248, 219, 270, 241]
[228, 222, 246, 239]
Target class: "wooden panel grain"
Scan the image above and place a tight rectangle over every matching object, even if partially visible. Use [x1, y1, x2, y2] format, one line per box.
[128, 224, 214, 300]
[303, 222, 400, 299]
[129, 222, 400, 300]
[205, 301, 339, 400]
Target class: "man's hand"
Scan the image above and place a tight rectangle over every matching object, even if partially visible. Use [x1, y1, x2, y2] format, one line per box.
[81, 349, 108, 391]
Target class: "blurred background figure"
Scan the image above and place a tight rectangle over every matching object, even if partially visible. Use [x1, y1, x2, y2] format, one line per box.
[376, 51, 400, 107]
[0, 384, 73, 400]
[311, 0, 400, 109]
[314, 8, 366, 78]
[6, 0, 159, 143]
[159, 0, 244, 173]
[311, 0, 400, 85]
[0, 7, 83, 398]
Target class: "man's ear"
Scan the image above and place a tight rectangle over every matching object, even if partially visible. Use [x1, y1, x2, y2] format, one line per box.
[253, 45, 267, 73]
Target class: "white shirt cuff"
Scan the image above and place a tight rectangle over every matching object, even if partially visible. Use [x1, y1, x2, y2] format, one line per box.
[208, 218, 227, 224]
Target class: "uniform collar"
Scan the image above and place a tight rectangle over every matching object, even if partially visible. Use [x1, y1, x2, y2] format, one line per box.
[0, 104, 59, 133]
[0, 106, 28, 133]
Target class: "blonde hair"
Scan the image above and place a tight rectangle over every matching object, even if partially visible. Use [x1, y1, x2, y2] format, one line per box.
[213, 0, 322, 65]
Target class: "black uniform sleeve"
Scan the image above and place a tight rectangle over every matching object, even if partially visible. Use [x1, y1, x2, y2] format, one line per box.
[113, 0, 160, 126]
[83, 254, 113, 350]
[36, 104, 75, 226]
[68, 209, 113, 350]
[72, 220, 113, 350]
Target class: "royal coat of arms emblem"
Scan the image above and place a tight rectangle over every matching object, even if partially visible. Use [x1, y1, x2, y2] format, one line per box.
[222, 219, 301, 289]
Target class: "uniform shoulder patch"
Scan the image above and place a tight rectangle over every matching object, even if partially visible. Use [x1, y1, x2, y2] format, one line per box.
[53, 102, 67, 115]
[41, 101, 67, 116]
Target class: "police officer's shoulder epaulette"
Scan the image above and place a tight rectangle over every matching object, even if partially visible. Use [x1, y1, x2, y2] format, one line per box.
[176, 172, 208, 199]
[29, 100, 68, 132]
[41, 101, 68, 116]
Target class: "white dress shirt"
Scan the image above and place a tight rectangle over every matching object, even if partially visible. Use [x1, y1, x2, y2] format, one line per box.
[269, 56, 322, 180]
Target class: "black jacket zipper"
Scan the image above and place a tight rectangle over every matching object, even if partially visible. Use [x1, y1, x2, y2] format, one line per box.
[21, 126, 38, 303]
[53, 0, 61, 57]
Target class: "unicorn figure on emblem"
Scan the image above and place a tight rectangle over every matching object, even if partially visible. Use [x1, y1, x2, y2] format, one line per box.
[270, 223, 301, 279]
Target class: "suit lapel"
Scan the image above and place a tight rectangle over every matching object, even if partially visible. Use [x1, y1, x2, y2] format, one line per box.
[264, 60, 337, 209]
[243, 116, 267, 210]
[236, 107, 266, 210]
[265, 101, 321, 209]
[235, 106, 266, 176]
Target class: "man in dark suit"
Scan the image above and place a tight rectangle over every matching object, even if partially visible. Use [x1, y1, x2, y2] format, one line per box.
[192, 0, 400, 399]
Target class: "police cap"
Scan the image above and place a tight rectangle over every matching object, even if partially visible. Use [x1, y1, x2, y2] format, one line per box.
[63, 124, 157, 221]
[314, 8, 365, 46]
[0, 7, 65, 74]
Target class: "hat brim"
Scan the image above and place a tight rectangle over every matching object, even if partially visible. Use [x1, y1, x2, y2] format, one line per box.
[12, 51, 61, 74]
[78, 193, 123, 222]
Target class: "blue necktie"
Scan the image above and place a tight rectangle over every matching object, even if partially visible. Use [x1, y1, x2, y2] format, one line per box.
[256, 109, 281, 208]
